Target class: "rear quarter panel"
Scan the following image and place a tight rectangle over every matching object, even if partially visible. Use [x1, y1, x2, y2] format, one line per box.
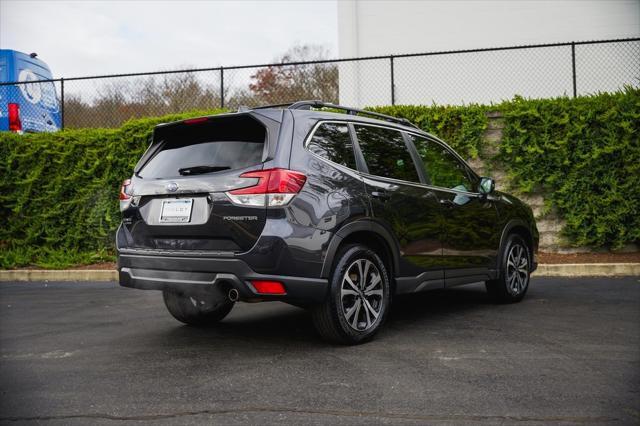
[248, 113, 371, 278]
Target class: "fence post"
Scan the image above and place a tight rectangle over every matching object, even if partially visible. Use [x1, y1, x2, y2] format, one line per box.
[390, 55, 395, 105]
[60, 78, 65, 130]
[571, 42, 577, 98]
[220, 67, 225, 109]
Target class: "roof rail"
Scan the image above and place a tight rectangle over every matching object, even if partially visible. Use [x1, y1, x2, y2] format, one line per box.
[290, 100, 420, 129]
[240, 100, 420, 129]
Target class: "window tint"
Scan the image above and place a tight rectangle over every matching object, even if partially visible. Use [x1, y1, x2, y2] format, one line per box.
[411, 136, 474, 191]
[139, 115, 265, 178]
[355, 125, 420, 182]
[307, 123, 357, 169]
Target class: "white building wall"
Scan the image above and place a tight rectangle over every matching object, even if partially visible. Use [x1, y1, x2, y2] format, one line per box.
[337, 0, 640, 106]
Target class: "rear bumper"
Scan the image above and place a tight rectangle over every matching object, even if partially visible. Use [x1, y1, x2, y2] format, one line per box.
[117, 252, 328, 304]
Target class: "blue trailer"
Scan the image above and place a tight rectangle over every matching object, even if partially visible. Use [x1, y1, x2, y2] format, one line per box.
[0, 49, 61, 133]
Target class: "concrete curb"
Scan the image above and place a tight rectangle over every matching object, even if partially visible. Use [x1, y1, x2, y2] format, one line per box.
[0, 263, 638, 282]
[532, 263, 640, 277]
[0, 269, 118, 282]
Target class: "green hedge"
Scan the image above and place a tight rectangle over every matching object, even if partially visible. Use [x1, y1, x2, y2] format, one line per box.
[0, 109, 225, 268]
[1, 89, 638, 268]
[368, 104, 489, 159]
[498, 88, 640, 248]
[372, 88, 640, 249]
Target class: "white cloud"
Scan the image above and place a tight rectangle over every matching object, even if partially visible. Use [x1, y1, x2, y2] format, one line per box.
[0, 0, 338, 78]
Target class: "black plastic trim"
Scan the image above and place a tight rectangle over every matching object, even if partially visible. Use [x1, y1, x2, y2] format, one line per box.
[118, 253, 328, 303]
[395, 271, 444, 294]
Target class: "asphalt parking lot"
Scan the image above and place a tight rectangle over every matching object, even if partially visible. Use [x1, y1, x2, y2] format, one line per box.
[1, 277, 638, 425]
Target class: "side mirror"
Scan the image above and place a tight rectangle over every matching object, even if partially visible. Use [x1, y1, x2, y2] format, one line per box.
[479, 177, 495, 195]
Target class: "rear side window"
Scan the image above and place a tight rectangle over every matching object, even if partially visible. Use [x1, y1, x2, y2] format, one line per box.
[139, 115, 265, 179]
[355, 125, 420, 182]
[306, 122, 357, 169]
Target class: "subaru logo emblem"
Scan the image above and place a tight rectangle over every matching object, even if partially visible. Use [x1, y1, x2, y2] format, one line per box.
[166, 182, 179, 192]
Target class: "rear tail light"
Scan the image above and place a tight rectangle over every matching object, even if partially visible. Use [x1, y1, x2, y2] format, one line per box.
[119, 179, 133, 211]
[251, 280, 286, 295]
[8, 103, 22, 132]
[226, 168, 306, 207]
[119, 179, 132, 200]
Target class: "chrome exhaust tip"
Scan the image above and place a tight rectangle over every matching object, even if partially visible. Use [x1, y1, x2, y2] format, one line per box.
[228, 288, 239, 302]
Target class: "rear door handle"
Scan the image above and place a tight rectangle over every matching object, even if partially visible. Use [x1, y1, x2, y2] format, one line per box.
[439, 199, 455, 208]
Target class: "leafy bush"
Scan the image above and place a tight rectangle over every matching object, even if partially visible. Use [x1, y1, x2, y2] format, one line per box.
[368, 104, 488, 159]
[498, 87, 640, 248]
[0, 109, 225, 268]
[1, 89, 638, 269]
[372, 88, 639, 249]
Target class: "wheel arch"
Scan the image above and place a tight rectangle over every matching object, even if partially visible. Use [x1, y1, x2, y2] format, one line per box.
[321, 220, 400, 280]
[497, 219, 534, 271]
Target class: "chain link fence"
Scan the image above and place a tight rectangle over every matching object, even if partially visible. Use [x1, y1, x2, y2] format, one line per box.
[62, 70, 223, 128]
[1, 38, 638, 129]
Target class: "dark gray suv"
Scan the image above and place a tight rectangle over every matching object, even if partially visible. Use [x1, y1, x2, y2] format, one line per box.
[117, 100, 538, 344]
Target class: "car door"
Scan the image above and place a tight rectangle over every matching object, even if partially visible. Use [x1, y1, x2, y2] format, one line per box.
[408, 134, 500, 286]
[352, 123, 444, 292]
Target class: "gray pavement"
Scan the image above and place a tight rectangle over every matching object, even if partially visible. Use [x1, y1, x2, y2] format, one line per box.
[1, 277, 639, 425]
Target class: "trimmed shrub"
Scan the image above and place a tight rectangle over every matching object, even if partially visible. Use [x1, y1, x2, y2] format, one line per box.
[368, 104, 488, 159]
[498, 88, 640, 248]
[1, 89, 638, 268]
[0, 110, 225, 268]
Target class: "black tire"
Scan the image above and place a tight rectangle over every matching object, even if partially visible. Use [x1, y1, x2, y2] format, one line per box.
[311, 244, 391, 344]
[162, 286, 234, 326]
[486, 234, 531, 303]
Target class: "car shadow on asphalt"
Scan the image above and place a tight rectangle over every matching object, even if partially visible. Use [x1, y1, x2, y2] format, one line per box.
[389, 284, 495, 322]
[136, 284, 495, 350]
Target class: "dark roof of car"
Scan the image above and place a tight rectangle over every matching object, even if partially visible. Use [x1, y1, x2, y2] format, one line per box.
[154, 100, 436, 139]
[249, 100, 419, 128]
[288, 108, 428, 135]
[247, 100, 440, 138]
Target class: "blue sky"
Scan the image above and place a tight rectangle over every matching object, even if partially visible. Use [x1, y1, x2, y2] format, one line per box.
[0, 0, 339, 78]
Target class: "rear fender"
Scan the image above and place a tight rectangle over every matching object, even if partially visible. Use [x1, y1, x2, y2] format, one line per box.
[320, 220, 401, 278]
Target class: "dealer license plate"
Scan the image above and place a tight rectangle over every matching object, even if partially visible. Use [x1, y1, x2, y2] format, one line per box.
[160, 199, 193, 223]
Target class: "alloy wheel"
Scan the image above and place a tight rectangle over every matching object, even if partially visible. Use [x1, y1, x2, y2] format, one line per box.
[506, 244, 529, 295]
[340, 259, 384, 331]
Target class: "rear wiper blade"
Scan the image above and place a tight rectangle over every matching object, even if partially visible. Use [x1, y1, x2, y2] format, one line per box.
[178, 165, 230, 176]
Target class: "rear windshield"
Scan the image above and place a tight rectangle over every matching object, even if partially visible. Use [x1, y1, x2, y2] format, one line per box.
[139, 115, 266, 179]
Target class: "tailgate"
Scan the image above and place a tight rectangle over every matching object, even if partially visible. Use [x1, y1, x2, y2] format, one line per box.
[120, 114, 274, 253]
